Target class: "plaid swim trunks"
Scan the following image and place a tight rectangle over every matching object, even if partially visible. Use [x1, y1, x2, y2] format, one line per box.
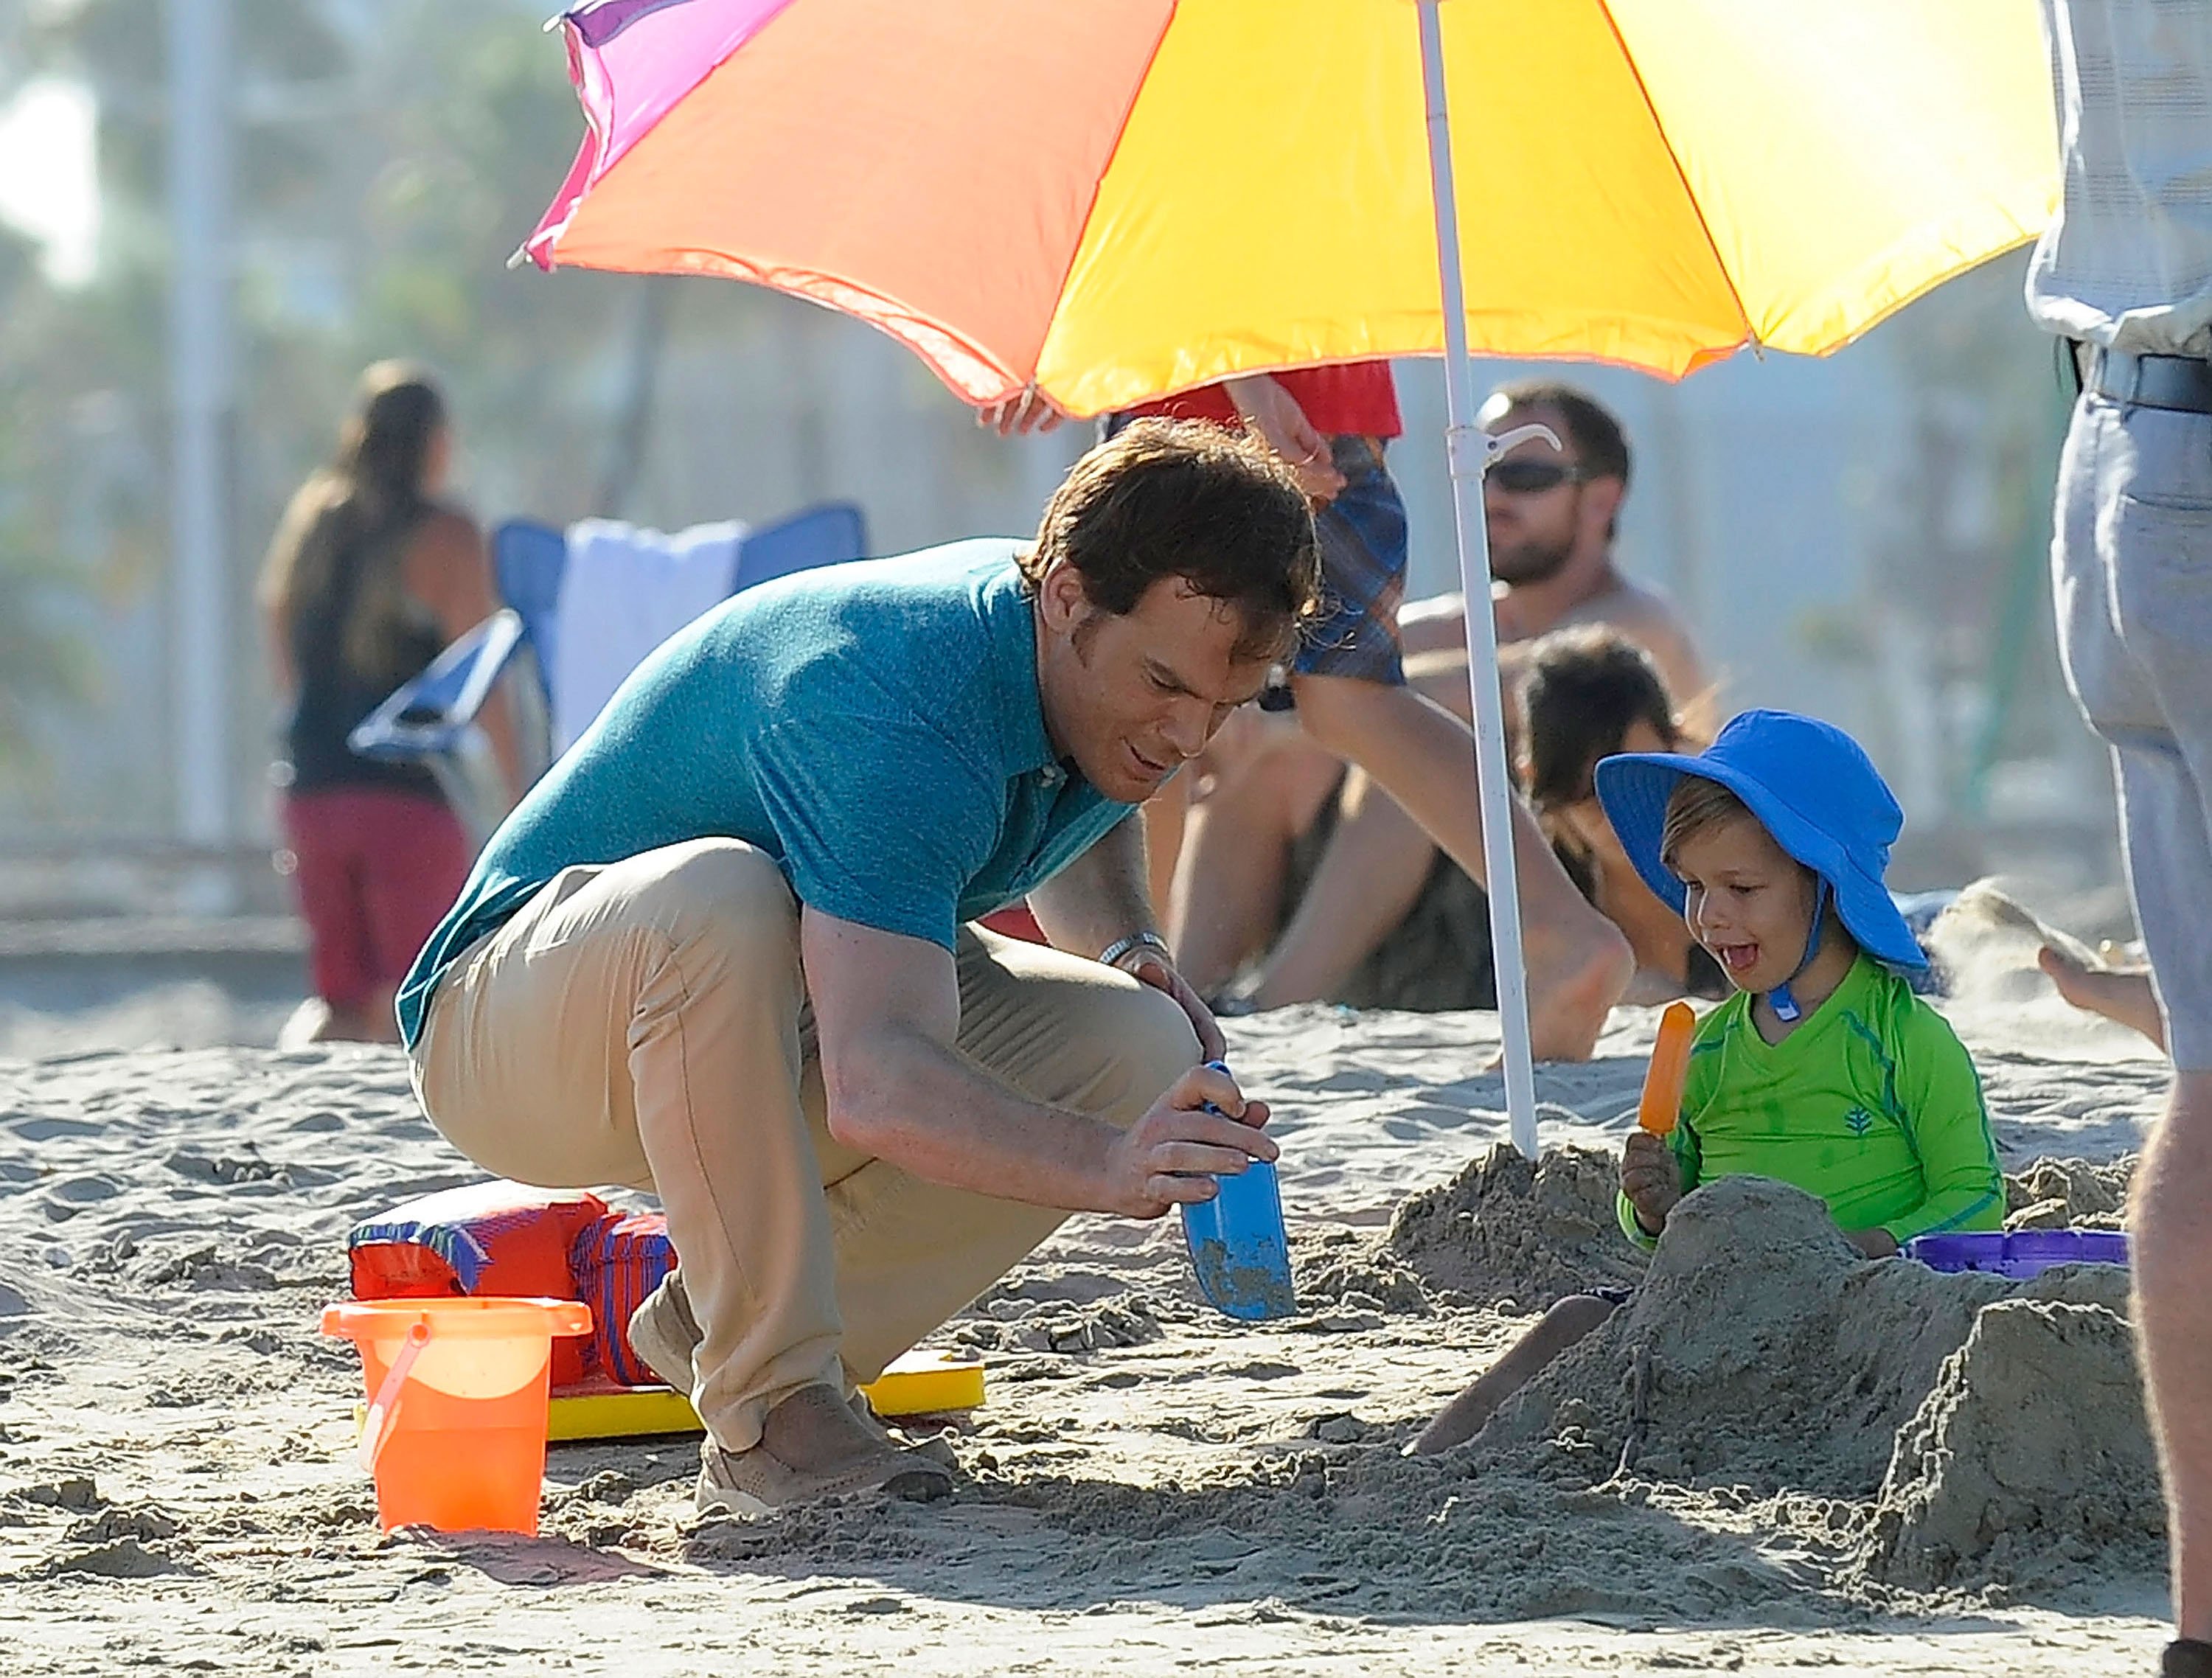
[1290, 434, 1409, 686]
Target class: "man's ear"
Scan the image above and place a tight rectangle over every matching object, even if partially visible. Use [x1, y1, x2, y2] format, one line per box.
[1036, 558, 1092, 636]
[1580, 476, 1625, 543]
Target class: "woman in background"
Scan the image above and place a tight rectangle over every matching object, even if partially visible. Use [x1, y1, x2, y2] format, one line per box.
[258, 362, 516, 1042]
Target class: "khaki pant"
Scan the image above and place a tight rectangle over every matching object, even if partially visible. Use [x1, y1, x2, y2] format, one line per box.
[410, 838, 1199, 1450]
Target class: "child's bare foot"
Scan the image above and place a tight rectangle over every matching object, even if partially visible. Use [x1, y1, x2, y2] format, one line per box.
[1411, 1292, 1621, 1455]
[1525, 922, 1634, 1062]
[2038, 944, 2166, 1051]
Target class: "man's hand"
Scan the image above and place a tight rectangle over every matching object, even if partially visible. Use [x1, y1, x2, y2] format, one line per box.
[1619, 1130, 1682, 1235]
[1222, 374, 1346, 503]
[1842, 1227, 1900, 1259]
[1099, 1062, 1276, 1219]
[1116, 946, 1226, 1062]
[978, 388, 1067, 436]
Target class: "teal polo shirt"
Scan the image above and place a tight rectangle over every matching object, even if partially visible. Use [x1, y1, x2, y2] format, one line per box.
[395, 540, 1135, 1049]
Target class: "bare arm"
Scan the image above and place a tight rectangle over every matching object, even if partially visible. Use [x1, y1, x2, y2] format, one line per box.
[1026, 812, 1156, 961]
[263, 598, 295, 703]
[802, 908, 1270, 1217]
[257, 484, 326, 705]
[405, 510, 524, 801]
[1026, 810, 1226, 1059]
[1222, 375, 1346, 501]
[1632, 613, 1717, 742]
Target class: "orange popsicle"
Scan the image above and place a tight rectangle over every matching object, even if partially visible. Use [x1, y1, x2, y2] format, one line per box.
[1638, 1002, 1697, 1135]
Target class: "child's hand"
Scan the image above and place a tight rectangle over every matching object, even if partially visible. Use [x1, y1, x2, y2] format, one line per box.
[1619, 1131, 1682, 1235]
[1842, 1228, 1899, 1259]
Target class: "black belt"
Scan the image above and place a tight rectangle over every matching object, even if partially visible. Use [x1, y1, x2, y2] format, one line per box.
[2082, 345, 2212, 414]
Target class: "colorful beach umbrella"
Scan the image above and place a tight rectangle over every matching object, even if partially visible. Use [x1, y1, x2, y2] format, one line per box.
[524, 0, 2059, 1153]
[526, 0, 2056, 409]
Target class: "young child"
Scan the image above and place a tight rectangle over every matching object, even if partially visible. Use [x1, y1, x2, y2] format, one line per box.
[1413, 709, 2003, 1455]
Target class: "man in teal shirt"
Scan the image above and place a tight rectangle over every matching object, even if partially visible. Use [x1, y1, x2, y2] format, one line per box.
[404, 422, 1319, 1515]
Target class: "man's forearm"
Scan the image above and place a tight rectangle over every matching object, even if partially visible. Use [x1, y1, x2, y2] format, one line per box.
[1026, 812, 1158, 959]
[821, 1020, 1122, 1213]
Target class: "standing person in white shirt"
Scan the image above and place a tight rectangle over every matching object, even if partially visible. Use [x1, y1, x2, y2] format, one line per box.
[2030, 6, 2212, 1671]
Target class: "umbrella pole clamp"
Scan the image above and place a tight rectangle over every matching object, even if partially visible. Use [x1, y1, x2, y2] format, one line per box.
[1447, 420, 1562, 479]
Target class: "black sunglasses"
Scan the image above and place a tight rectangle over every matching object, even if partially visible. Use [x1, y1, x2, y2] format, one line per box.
[1489, 457, 1590, 495]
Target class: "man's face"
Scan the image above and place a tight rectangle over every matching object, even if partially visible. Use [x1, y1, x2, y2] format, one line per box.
[1034, 567, 1279, 804]
[1481, 403, 1606, 586]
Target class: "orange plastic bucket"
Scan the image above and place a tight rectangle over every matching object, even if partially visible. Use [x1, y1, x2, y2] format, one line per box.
[321, 1297, 592, 1535]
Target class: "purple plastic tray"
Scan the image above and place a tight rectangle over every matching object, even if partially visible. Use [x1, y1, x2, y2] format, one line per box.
[1907, 1229, 2130, 1278]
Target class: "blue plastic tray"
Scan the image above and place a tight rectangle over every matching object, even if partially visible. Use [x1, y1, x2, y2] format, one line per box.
[1907, 1229, 2129, 1278]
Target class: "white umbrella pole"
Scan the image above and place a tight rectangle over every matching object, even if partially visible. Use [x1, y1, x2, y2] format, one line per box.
[1416, 0, 1540, 1158]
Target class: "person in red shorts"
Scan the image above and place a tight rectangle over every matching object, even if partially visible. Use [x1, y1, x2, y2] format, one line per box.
[257, 363, 518, 1042]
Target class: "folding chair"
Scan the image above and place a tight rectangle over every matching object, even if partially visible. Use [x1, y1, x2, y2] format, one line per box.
[348, 501, 869, 837]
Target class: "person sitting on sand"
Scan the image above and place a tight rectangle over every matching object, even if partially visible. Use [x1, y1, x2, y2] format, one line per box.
[992, 370, 1638, 1059]
[1414, 709, 2003, 1454]
[1192, 624, 1728, 1015]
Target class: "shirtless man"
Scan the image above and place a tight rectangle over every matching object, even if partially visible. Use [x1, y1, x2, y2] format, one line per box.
[1172, 380, 1711, 1009]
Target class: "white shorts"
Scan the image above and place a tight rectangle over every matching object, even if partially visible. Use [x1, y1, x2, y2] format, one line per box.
[2053, 392, 2212, 1068]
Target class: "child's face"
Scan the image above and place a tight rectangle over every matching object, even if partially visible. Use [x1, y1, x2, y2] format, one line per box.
[1670, 815, 1821, 993]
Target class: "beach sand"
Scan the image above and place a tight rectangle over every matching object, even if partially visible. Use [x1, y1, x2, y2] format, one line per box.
[0, 947, 2177, 1676]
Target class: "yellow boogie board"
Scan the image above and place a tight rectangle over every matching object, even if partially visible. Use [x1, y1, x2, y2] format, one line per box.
[355, 1351, 987, 1442]
[542, 1350, 986, 1443]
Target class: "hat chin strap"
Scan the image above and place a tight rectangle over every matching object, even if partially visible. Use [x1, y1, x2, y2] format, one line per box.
[1764, 880, 1832, 1025]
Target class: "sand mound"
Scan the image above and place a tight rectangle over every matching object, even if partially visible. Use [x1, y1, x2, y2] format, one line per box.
[2005, 1155, 2135, 1231]
[1927, 879, 2100, 993]
[1290, 1228, 1434, 1315]
[1478, 1178, 2019, 1494]
[1462, 1175, 2165, 1600]
[1864, 1298, 2163, 1595]
[1384, 1142, 1646, 1310]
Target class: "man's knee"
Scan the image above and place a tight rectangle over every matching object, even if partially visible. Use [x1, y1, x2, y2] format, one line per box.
[1100, 984, 1204, 1127]
[627, 839, 797, 948]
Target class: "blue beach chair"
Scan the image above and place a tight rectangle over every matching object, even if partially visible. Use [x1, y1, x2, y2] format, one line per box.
[348, 501, 869, 825]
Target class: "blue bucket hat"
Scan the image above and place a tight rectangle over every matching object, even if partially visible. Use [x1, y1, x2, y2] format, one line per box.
[1593, 709, 1927, 983]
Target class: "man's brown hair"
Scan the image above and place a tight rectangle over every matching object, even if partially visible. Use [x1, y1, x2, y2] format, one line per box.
[1488, 379, 1631, 487]
[1020, 418, 1322, 663]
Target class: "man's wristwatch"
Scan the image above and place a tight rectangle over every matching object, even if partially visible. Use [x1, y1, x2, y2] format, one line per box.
[1098, 930, 1172, 972]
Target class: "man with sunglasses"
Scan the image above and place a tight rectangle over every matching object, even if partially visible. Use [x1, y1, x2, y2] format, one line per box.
[988, 366, 1638, 1059]
[1402, 382, 1708, 717]
[1169, 380, 1709, 1016]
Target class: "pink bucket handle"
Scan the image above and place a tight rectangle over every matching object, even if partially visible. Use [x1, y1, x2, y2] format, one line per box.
[357, 1319, 431, 1475]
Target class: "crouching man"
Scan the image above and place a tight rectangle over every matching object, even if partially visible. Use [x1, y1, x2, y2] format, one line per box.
[396, 422, 1319, 1514]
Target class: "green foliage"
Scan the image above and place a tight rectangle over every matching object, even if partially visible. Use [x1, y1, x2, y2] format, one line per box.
[0, 212, 93, 771]
[0, 0, 648, 806]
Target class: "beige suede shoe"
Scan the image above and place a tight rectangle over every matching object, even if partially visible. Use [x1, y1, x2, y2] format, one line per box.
[695, 1383, 953, 1517]
[632, 1271, 961, 1475]
[625, 1269, 702, 1392]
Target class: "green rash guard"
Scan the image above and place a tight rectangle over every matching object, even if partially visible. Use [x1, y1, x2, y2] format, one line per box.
[1618, 954, 2003, 1248]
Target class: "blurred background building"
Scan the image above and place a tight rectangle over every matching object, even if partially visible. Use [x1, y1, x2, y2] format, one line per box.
[0, 0, 2118, 939]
